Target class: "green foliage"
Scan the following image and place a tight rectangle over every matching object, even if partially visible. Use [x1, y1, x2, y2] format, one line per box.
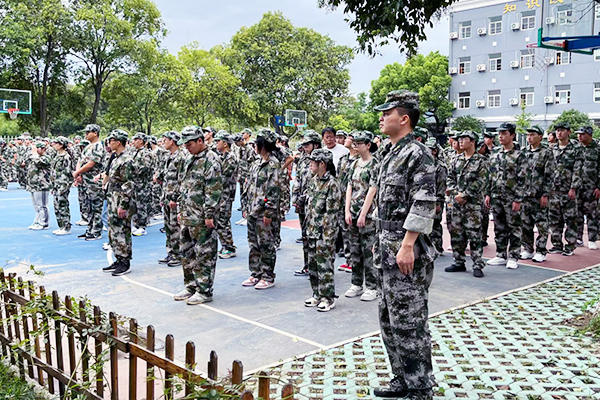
[0, 117, 22, 137]
[515, 104, 534, 135]
[0, 359, 44, 400]
[550, 109, 600, 137]
[327, 93, 379, 132]
[318, 0, 457, 55]
[452, 115, 486, 133]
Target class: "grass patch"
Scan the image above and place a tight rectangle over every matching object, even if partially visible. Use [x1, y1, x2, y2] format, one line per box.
[0, 358, 46, 399]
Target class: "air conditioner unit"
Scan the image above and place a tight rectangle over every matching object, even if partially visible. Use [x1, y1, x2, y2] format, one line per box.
[477, 64, 487, 72]
[477, 27, 487, 36]
[544, 57, 555, 65]
[510, 60, 520, 68]
[544, 96, 554, 104]
[449, 67, 458, 75]
[451, 101, 458, 109]
[476, 100, 486, 108]
[511, 22, 520, 30]
[509, 98, 519, 106]
[545, 16, 556, 25]
[450, 32, 459, 39]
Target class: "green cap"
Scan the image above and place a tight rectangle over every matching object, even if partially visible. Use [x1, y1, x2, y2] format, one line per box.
[107, 129, 129, 143]
[336, 130, 348, 137]
[257, 128, 277, 144]
[215, 130, 232, 143]
[51, 136, 69, 147]
[526, 125, 544, 135]
[458, 130, 479, 142]
[413, 127, 429, 140]
[498, 122, 516, 133]
[84, 124, 100, 134]
[35, 141, 46, 148]
[352, 130, 374, 143]
[483, 131, 496, 138]
[309, 148, 333, 163]
[425, 137, 438, 148]
[132, 132, 147, 142]
[178, 126, 203, 145]
[374, 90, 419, 111]
[241, 128, 253, 135]
[300, 130, 321, 145]
[162, 131, 181, 142]
[554, 121, 571, 130]
[575, 126, 593, 135]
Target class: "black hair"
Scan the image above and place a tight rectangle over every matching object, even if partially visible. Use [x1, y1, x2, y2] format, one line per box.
[325, 159, 337, 177]
[256, 136, 277, 153]
[369, 142, 378, 153]
[396, 107, 420, 129]
[321, 127, 336, 136]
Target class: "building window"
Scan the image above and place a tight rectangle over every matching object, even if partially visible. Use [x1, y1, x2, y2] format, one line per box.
[488, 90, 501, 108]
[520, 87, 534, 106]
[458, 92, 471, 109]
[556, 51, 571, 65]
[459, 21, 472, 39]
[459, 57, 471, 74]
[557, 6, 573, 25]
[489, 53, 502, 71]
[520, 50, 535, 69]
[594, 83, 600, 103]
[521, 11, 536, 30]
[555, 85, 571, 104]
[489, 16, 502, 35]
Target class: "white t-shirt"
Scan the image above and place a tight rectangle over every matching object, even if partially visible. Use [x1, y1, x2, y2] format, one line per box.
[326, 143, 350, 171]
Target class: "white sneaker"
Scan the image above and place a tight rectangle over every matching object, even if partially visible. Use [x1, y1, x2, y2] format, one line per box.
[102, 242, 111, 251]
[0, 187, 8, 191]
[589, 242, 598, 250]
[344, 285, 364, 298]
[506, 259, 519, 269]
[487, 257, 507, 266]
[53, 228, 71, 236]
[532, 253, 546, 262]
[103, 226, 108, 231]
[360, 289, 378, 302]
[28, 223, 40, 230]
[132, 227, 147, 236]
[317, 298, 336, 312]
[519, 250, 534, 260]
[238, 218, 247, 226]
[75, 219, 88, 226]
[304, 297, 319, 307]
[30, 224, 47, 230]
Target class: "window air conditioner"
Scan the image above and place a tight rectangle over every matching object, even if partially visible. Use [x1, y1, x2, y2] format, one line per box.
[477, 28, 487, 36]
[510, 60, 520, 68]
[545, 17, 556, 25]
[449, 67, 458, 74]
[476, 100, 486, 108]
[477, 64, 487, 72]
[450, 32, 459, 39]
[511, 22, 520, 30]
[509, 98, 519, 106]
[544, 96, 554, 104]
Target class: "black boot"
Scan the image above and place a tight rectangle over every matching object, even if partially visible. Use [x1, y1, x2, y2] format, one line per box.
[373, 376, 408, 398]
[444, 263, 466, 272]
[112, 258, 131, 276]
[103, 259, 122, 273]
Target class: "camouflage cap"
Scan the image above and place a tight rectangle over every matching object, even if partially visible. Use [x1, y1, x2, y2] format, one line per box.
[413, 126, 429, 140]
[352, 130, 374, 143]
[554, 121, 571, 130]
[107, 129, 129, 143]
[232, 133, 244, 142]
[425, 137, 438, 148]
[374, 90, 419, 111]
[241, 128, 253, 135]
[483, 131, 496, 138]
[0, 138, 5, 144]
[458, 130, 479, 142]
[498, 122, 516, 133]
[575, 125, 594, 135]
[526, 125, 544, 135]
[256, 128, 277, 144]
[278, 134, 289, 143]
[178, 126, 203, 145]
[84, 124, 101, 134]
[162, 131, 181, 143]
[35, 141, 47, 148]
[309, 148, 333, 163]
[80, 139, 90, 147]
[295, 142, 303, 151]
[215, 130, 232, 143]
[300, 130, 322, 145]
[336, 130, 348, 137]
[51, 136, 69, 147]
[132, 132, 147, 142]
[73, 135, 82, 141]
[148, 136, 157, 144]
[202, 126, 215, 134]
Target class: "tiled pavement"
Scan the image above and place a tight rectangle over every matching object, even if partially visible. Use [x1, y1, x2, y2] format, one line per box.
[245, 266, 600, 399]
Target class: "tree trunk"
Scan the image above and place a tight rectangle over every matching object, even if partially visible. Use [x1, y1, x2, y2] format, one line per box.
[90, 77, 103, 124]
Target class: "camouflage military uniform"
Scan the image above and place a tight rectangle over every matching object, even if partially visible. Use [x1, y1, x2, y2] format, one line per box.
[151, 145, 168, 216]
[337, 152, 358, 263]
[17, 143, 30, 189]
[0, 141, 8, 189]
[80, 140, 105, 236]
[106, 149, 135, 261]
[27, 145, 53, 227]
[131, 146, 153, 229]
[549, 141, 583, 253]
[236, 142, 255, 212]
[292, 151, 313, 268]
[278, 146, 293, 219]
[216, 149, 238, 253]
[160, 147, 186, 261]
[178, 142, 222, 297]
[521, 144, 554, 255]
[428, 143, 447, 254]
[50, 150, 73, 231]
[488, 146, 525, 260]
[576, 140, 600, 242]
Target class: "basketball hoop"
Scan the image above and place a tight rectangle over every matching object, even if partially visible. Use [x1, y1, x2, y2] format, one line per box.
[7, 108, 19, 120]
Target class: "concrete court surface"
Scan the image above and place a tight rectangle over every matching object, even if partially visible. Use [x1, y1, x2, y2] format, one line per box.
[0, 183, 568, 376]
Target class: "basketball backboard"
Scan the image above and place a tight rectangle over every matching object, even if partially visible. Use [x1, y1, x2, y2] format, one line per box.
[539, 0, 600, 54]
[284, 109, 308, 128]
[0, 88, 32, 115]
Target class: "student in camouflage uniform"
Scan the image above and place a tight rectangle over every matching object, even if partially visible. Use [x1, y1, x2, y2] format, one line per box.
[157, 131, 185, 267]
[485, 123, 525, 269]
[27, 141, 53, 230]
[149, 136, 166, 217]
[215, 130, 238, 259]
[173, 126, 222, 305]
[276, 135, 293, 221]
[241, 129, 281, 290]
[73, 124, 105, 240]
[521, 126, 554, 262]
[50, 137, 73, 235]
[480, 131, 496, 245]
[74, 139, 90, 226]
[425, 137, 447, 254]
[335, 132, 357, 273]
[0, 139, 8, 190]
[102, 130, 135, 276]
[372, 90, 437, 399]
[575, 126, 600, 249]
[445, 131, 489, 278]
[548, 122, 583, 256]
[235, 128, 255, 222]
[130, 133, 153, 236]
[343, 131, 378, 302]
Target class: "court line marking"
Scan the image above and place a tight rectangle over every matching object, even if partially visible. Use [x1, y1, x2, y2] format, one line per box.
[106, 251, 325, 349]
[0, 197, 32, 201]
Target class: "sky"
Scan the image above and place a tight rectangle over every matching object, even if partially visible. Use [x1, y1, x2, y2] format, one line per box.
[153, 0, 450, 96]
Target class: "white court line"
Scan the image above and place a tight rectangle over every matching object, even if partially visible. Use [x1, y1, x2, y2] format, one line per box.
[0, 197, 31, 201]
[106, 251, 325, 349]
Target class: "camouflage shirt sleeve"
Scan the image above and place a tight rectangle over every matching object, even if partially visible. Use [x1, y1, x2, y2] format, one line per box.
[203, 150, 222, 218]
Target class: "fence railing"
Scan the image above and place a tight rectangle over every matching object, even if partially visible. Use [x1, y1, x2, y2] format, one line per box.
[0, 270, 294, 399]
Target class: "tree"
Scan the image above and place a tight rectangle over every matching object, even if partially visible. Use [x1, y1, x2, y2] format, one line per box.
[452, 115, 485, 133]
[327, 93, 379, 132]
[221, 12, 353, 131]
[370, 52, 453, 134]
[70, 0, 164, 123]
[515, 104, 534, 135]
[550, 109, 597, 133]
[318, 0, 457, 55]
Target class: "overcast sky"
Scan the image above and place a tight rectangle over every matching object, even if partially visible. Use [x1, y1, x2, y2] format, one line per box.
[153, 0, 450, 96]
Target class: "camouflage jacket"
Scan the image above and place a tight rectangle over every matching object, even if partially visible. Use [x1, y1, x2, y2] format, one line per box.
[161, 149, 186, 203]
[291, 153, 312, 209]
[375, 134, 436, 235]
[433, 157, 448, 206]
[347, 157, 378, 220]
[446, 152, 489, 206]
[523, 144, 554, 200]
[578, 141, 600, 196]
[130, 148, 153, 189]
[106, 151, 134, 210]
[551, 141, 583, 195]
[245, 154, 280, 219]
[50, 151, 73, 193]
[338, 153, 358, 191]
[26, 152, 52, 192]
[218, 151, 238, 203]
[80, 141, 105, 187]
[305, 171, 342, 240]
[487, 147, 526, 203]
[178, 148, 222, 227]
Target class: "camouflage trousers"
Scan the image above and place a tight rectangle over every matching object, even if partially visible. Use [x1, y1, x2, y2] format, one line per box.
[299, 211, 309, 268]
[180, 224, 218, 296]
[348, 219, 377, 290]
[150, 182, 162, 216]
[450, 202, 485, 270]
[247, 214, 278, 282]
[280, 178, 291, 219]
[377, 228, 435, 391]
[52, 187, 71, 230]
[0, 163, 7, 188]
[577, 194, 599, 242]
[549, 193, 578, 253]
[491, 198, 522, 260]
[163, 203, 180, 259]
[82, 182, 103, 236]
[107, 195, 132, 260]
[132, 186, 150, 229]
[521, 197, 549, 255]
[481, 202, 490, 245]
[17, 167, 27, 189]
[306, 237, 336, 301]
[78, 186, 89, 222]
[431, 203, 444, 253]
[216, 196, 236, 252]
